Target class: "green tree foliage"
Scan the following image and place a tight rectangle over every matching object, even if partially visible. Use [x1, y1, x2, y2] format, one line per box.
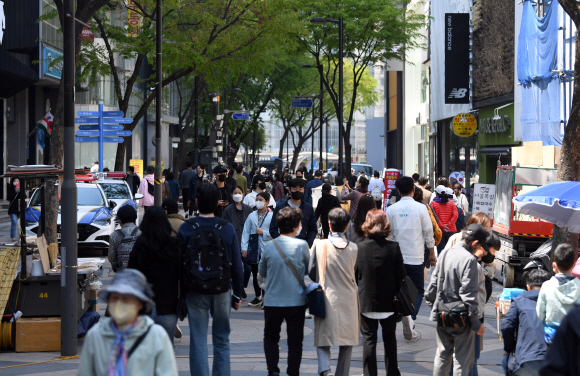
[297, 0, 427, 175]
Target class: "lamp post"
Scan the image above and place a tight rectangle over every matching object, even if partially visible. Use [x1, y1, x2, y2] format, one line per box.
[302, 64, 324, 171]
[223, 87, 241, 164]
[310, 16, 343, 177]
[154, 0, 163, 206]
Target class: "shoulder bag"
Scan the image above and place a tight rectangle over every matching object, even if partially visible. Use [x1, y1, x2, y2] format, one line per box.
[247, 212, 269, 264]
[435, 249, 469, 328]
[393, 275, 418, 318]
[272, 238, 325, 319]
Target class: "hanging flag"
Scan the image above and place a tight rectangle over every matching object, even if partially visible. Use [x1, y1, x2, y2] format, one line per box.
[37, 128, 45, 148]
[36, 112, 53, 138]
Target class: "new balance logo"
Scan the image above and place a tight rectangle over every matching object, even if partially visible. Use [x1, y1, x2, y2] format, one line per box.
[448, 88, 468, 98]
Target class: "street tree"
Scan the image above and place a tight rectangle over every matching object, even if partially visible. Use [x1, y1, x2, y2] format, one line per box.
[550, 0, 580, 250]
[298, 0, 426, 176]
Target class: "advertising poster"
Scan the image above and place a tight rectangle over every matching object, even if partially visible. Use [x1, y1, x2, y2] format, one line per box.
[129, 159, 143, 178]
[383, 168, 401, 209]
[472, 183, 496, 218]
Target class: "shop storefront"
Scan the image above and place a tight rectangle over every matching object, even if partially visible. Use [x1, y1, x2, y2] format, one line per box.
[477, 103, 519, 184]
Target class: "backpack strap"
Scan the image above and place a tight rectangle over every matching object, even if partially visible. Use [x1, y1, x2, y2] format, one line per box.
[115, 229, 127, 238]
[128, 324, 152, 357]
[130, 227, 140, 237]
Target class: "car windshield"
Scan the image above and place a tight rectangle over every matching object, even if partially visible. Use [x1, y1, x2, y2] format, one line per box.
[29, 187, 105, 207]
[99, 183, 130, 199]
[352, 165, 372, 176]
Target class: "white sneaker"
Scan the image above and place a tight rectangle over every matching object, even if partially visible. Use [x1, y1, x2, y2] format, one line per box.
[305, 309, 313, 319]
[402, 316, 415, 340]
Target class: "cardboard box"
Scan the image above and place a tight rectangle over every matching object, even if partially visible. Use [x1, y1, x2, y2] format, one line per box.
[89, 290, 100, 311]
[15, 317, 61, 352]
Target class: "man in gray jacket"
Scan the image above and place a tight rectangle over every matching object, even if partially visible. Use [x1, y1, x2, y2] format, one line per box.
[425, 224, 488, 376]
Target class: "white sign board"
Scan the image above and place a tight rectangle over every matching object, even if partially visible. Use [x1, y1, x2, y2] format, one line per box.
[472, 183, 496, 218]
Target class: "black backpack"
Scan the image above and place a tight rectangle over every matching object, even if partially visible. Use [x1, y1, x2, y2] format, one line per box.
[183, 217, 231, 294]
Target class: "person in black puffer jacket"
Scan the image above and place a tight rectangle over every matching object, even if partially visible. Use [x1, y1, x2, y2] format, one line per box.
[314, 183, 341, 239]
[7, 178, 25, 243]
[128, 206, 179, 344]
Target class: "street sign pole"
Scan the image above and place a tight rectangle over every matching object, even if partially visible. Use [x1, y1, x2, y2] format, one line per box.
[61, 0, 78, 357]
[98, 104, 104, 172]
[154, 0, 163, 207]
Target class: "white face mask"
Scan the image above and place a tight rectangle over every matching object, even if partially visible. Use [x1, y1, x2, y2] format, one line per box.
[108, 301, 140, 326]
[294, 223, 303, 237]
[255, 201, 265, 210]
[233, 194, 243, 203]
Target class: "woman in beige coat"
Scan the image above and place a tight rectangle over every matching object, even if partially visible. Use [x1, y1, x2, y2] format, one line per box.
[308, 207, 359, 376]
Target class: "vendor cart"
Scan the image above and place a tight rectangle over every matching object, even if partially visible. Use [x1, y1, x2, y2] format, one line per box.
[492, 166, 557, 287]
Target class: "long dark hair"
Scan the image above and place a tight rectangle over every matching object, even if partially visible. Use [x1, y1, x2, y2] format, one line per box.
[352, 195, 376, 236]
[138, 206, 174, 258]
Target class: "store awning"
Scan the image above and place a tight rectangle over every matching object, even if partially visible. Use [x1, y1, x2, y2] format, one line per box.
[0, 50, 38, 98]
[480, 146, 511, 156]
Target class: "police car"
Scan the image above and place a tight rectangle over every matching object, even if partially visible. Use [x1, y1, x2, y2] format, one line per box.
[95, 172, 143, 225]
[25, 178, 117, 254]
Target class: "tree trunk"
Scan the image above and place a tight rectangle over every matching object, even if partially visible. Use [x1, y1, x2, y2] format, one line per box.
[278, 130, 288, 162]
[343, 125, 352, 177]
[114, 140, 128, 172]
[290, 139, 306, 170]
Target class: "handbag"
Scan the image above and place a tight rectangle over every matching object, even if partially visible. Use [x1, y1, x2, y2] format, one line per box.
[435, 249, 469, 328]
[272, 238, 326, 319]
[393, 276, 418, 318]
[247, 212, 269, 264]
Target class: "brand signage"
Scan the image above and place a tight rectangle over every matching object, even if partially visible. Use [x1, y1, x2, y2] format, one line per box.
[445, 13, 470, 104]
[480, 115, 511, 134]
[43, 46, 63, 79]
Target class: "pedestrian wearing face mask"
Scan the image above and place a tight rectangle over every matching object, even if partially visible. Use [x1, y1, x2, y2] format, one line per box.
[315, 183, 341, 239]
[244, 174, 276, 209]
[79, 269, 178, 376]
[241, 192, 273, 306]
[223, 185, 254, 299]
[213, 164, 234, 218]
[269, 178, 318, 248]
[430, 185, 458, 255]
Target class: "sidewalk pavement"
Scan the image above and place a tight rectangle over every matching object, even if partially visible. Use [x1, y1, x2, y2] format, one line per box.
[0, 216, 506, 375]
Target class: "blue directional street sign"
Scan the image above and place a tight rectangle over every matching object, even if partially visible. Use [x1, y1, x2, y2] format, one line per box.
[76, 130, 99, 137]
[75, 137, 124, 143]
[78, 124, 124, 130]
[232, 112, 249, 121]
[291, 99, 313, 108]
[75, 118, 100, 124]
[77, 111, 100, 117]
[103, 118, 133, 124]
[102, 111, 124, 117]
[75, 104, 133, 171]
[103, 130, 132, 137]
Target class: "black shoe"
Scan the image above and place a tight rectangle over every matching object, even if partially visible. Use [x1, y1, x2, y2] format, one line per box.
[268, 373, 280, 376]
[248, 297, 261, 306]
[241, 290, 247, 299]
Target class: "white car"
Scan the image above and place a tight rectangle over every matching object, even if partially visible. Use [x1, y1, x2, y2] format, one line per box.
[25, 183, 117, 254]
[97, 178, 143, 225]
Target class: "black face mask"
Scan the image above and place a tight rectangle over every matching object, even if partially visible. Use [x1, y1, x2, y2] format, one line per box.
[217, 174, 226, 182]
[258, 182, 266, 190]
[481, 250, 495, 264]
[291, 191, 304, 200]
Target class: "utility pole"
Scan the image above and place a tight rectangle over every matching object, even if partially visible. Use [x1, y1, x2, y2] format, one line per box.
[338, 17, 344, 178]
[61, 0, 78, 357]
[154, 0, 162, 206]
[193, 75, 199, 166]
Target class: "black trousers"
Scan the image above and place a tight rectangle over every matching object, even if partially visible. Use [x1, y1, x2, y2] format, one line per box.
[243, 260, 262, 297]
[182, 188, 193, 215]
[360, 313, 400, 376]
[264, 305, 307, 376]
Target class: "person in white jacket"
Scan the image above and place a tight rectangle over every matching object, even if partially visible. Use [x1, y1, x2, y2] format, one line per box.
[536, 243, 580, 343]
[79, 269, 177, 376]
[453, 182, 469, 214]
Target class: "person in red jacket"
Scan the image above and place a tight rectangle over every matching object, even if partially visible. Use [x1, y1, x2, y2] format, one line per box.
[430, 185, 458, 254]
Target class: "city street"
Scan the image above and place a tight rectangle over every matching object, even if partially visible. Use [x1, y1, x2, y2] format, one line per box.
[0, 219, 505, 376]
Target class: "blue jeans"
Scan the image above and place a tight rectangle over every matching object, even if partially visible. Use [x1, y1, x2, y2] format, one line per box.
[404, 264, 424, 320]
[150, 306, 178, 346]
[187, 290, 232, 376]
[10, 214, 18, 239]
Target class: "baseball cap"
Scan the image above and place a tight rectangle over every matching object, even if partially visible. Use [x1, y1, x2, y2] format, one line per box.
[464, 224, 490, 254]
[435, 185, 447, 194]
[213, 164, 227, 174]
[445, 187, 454, 196]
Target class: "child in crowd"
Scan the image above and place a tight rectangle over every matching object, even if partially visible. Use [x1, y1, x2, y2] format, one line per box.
[536, 243, 580, 343]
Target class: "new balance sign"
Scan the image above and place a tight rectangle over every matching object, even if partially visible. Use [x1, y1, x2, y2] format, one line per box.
[448, 88, 468, 99]
[445, 13, 470, 104]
